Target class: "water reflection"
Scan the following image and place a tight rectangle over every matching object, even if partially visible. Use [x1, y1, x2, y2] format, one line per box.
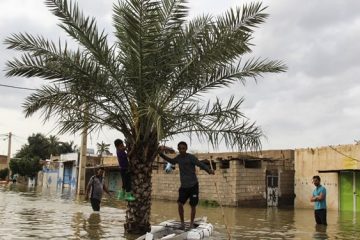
[1, 184, 360, 239]
[313, 224, 328, 240]
[71, 212, 105, 240]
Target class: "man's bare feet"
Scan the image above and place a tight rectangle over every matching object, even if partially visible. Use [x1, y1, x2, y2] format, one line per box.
[180, 222, 185, 230]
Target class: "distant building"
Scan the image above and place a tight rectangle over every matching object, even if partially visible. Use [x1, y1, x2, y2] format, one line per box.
[295, 144, 360, 212]
[38, 153, 79, 194]
[0, 155, 7, 170]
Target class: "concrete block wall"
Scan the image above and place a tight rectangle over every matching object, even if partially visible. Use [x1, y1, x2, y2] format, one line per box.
[279, 170, 295, 206]
[152, 170, 180, 201]
[152, 164, 238, 205]
[102, 156, 118, 166]
[235, 168, 267, 206]
[152, 150, 294, 207]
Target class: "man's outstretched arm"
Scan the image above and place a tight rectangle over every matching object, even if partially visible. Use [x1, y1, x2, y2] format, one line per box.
[158, 147, 177, 164]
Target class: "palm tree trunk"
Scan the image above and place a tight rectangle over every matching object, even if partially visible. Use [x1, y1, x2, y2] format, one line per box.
[124, 155, 154, 234]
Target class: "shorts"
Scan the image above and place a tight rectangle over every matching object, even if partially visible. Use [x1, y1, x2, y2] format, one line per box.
[90, 198, 101, 211]
[178, 183, 199, 206]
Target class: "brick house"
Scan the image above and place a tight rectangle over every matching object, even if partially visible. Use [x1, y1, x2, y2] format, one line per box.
[152, 150, 295, 207]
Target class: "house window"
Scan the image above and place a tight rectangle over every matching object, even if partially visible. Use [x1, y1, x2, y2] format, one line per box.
[244, 160, 261, 168]
[200, 159, 216, 171]
[220, 160, 230, 169]
[267, 175, 279, 187]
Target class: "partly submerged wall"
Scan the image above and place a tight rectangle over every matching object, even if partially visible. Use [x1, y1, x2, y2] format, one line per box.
[152, 150, 295, 207]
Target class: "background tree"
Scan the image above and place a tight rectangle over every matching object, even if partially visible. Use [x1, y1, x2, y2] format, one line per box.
[96, 141, 111, 165]
[4, 0, 286, 234]
[9, 157, 42, 179]
[11, 133, 76, 179]
[48, 135, 60, 155]
[0, 168, 9, 180]
[58, 140, 78, 154]
[96, 141, 111, 156]
[16, 133, 50, 160]
[16, 133, 76, 159]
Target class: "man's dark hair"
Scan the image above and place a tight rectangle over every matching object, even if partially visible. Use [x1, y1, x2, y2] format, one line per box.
[313, 175, 321, 181]
[114, 139, 123, 147]
[178, 141, 187, 148]
[98, 167, 105, 171]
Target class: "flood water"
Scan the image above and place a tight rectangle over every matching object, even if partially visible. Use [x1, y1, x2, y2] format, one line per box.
[0, 184, 359, 239]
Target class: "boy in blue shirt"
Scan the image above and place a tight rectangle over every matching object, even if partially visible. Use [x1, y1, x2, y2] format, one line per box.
[310, 175, 327, 225]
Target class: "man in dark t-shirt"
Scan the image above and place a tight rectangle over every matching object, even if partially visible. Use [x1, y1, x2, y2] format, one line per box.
[159, 141, 214, 229]
[85, 167, 111, 211]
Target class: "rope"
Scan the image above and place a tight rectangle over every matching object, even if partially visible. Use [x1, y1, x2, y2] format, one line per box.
[209, 156, 232, 240]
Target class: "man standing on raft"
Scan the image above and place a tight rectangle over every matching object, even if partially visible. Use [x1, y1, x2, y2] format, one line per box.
[158, 141, 214, 229]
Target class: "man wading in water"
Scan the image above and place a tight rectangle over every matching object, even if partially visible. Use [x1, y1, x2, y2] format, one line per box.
[85, 167, 111, 212]
[310, 175, 327, 225]
[158, 141, 215, 229]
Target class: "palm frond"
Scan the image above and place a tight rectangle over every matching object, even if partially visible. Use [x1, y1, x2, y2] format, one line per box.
[5, 0, 287, 152]
[161, 3, 277, 106]
[45, 0, 111, 64]
[163, 96, 262, 150]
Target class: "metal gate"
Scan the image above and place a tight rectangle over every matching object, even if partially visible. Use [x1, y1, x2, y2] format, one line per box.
[108, 171, 119, 192]
[63, 163, 72, 188]
[267, 174, 279, 207]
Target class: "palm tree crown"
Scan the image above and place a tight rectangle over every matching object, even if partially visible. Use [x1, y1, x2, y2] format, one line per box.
[5, 0, 286, 152]
[4, 0, 286, 234]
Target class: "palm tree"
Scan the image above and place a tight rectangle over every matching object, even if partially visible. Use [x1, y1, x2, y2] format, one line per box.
[58, 140, 78, 154]
[4, 0, 286, 234]
[96, 141, 111, 165]
[48, 135, 60, 156]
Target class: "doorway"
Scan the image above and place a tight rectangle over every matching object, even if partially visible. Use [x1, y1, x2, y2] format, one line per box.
[340, 171, 360, 212]
[267, 172, 279, 207]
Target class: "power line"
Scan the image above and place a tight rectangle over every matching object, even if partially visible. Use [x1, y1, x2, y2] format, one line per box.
[329, 145, 360, 163]
[0, 83, 37, 91]
[12, 133, 27, 141]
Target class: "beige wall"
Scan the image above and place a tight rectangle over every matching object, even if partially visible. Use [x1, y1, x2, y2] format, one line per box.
[294, 144, 360, 210]
[0, 155, 8, 170]
[102, 156, 118, 166]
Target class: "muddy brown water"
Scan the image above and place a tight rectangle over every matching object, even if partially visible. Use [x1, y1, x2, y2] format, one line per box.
[0, 184, 359, 239]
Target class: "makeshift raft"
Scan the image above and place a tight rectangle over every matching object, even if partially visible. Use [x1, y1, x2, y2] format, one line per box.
[136, 217, 213, 240]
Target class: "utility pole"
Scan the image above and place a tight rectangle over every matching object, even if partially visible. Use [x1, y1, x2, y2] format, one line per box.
[77, 128, 87, 195]
[77, 104, 89, 196]
[7, 132, 12, 180]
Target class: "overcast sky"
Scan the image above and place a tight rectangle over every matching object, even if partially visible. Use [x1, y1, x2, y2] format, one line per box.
[1, 0, 359, 156]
